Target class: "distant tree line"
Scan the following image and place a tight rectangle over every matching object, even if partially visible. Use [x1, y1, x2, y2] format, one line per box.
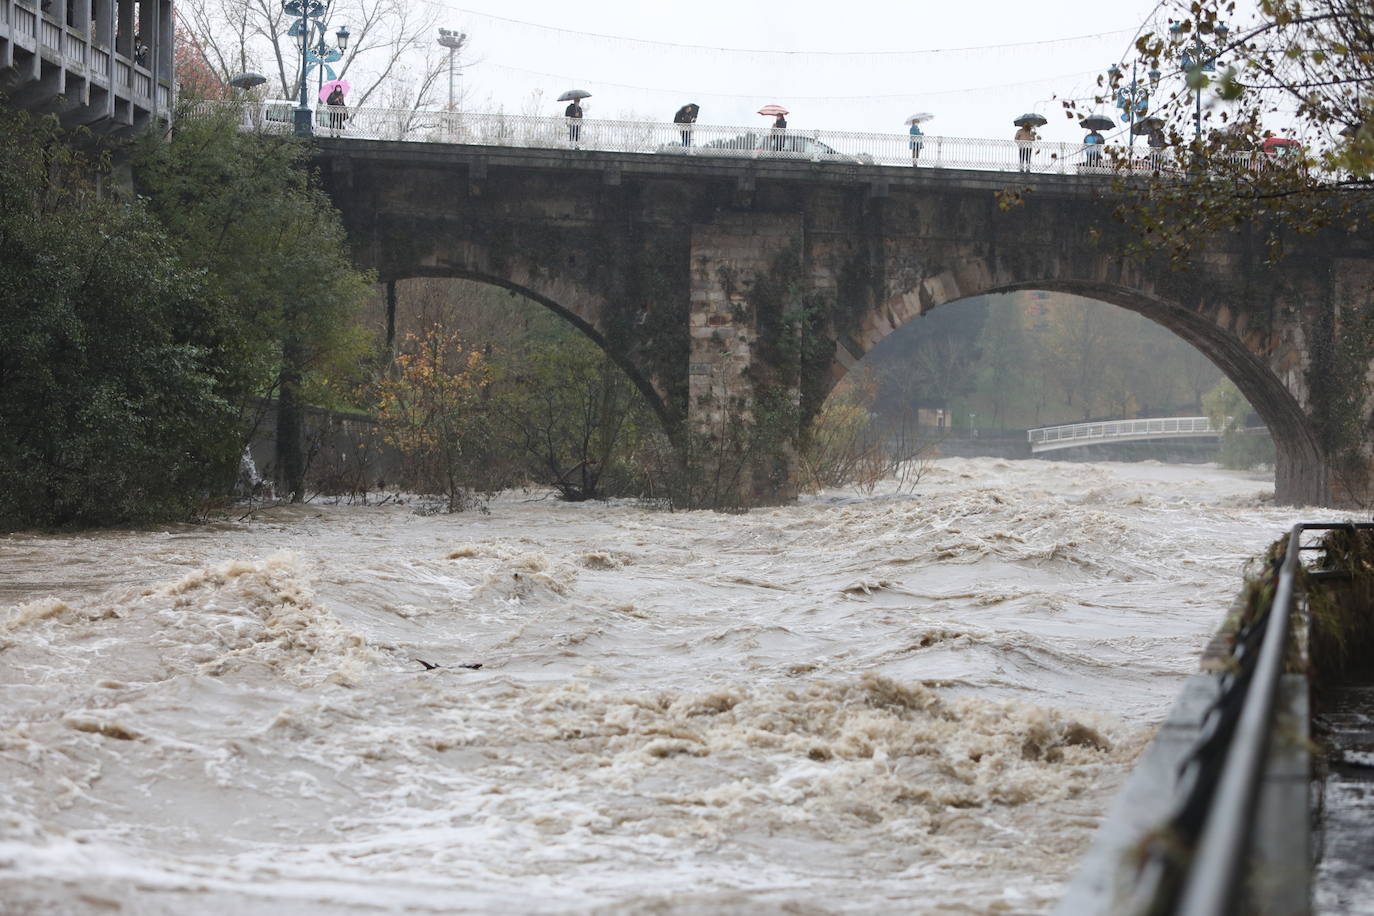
[859, 291, 1229, 433]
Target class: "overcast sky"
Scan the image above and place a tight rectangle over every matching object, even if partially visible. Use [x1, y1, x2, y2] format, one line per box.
[417, 0, 1241, 142]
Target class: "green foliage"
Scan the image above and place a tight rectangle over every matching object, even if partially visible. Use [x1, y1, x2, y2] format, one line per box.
[0, 102, 375, 527]
[490, 333, 657, 501]
[1088, 0, 1374, 269]
[1203, 377, 1276, 469]
[132, 106, 374, 500]
[1307, 527, 1374, 681]
[0, 109, 241, 527]
[132, 107, 374, 405]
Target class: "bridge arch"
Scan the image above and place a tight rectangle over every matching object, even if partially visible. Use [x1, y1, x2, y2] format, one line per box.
[392, 267, 675, 434]
[318, 140, 1370, 506]
[831, 275, 1320, 501]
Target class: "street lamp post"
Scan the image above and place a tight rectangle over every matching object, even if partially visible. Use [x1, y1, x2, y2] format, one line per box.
[283, 0, 349, 137]
[1108, 60, 1162, 148]
[1170, 22, 1230, 144]
[437, 28, 466, 111]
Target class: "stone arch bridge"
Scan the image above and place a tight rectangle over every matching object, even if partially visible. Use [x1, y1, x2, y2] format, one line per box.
[315, 139, 1374, 507]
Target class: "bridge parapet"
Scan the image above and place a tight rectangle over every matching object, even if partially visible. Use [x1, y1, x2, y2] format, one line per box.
[193, 100, 1296, 178]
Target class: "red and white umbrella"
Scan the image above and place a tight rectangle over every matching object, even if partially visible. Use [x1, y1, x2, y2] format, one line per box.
[757, 104, 789, 117]
[318, 79, 350, 103]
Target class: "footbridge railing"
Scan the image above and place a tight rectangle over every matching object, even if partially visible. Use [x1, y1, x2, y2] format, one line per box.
[188, 101, 1291, 178]
[1027, 416, 1221, 453]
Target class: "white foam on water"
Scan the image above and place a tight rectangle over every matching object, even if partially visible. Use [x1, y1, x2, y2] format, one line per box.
[0, 458, 1341, 913]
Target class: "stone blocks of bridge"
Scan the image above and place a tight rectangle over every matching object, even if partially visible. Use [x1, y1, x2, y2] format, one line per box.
[688, 213, 804, 504]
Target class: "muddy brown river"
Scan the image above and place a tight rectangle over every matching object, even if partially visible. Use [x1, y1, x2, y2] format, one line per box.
[0, 458, 1332, 914]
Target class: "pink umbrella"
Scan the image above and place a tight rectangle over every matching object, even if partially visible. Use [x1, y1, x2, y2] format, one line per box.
[318, 79, 350, 103]
[757, 104, 789, 117]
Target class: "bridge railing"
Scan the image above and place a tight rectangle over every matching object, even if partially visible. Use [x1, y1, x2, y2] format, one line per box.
[188, 100, 1284, 177]
[1028, 416, 1219, 448]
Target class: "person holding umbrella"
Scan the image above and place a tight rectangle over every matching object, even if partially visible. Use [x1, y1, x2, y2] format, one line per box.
[559, 89, 589, 145]
[1013, 112, 1045, 171]
[906, 113, 932, 164]
[319, 79, 349, 135]
[674, 103, 699, 147]
[325, 83, 347, 134]
[1079, 113, 1113, 169]
[565, 98, 583, 143]
[758, 104, 789, 152]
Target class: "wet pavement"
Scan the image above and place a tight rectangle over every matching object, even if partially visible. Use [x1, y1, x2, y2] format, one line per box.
[1314, 682, 1374, 915]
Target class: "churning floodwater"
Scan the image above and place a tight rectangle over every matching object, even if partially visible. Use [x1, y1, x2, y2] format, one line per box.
[0, 458, 1336, 915]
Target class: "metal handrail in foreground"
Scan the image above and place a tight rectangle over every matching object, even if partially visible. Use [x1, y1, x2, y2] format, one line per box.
[1168, 523, 1371, 914]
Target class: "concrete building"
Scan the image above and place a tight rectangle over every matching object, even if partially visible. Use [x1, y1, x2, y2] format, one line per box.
[0, 0, 173, 132]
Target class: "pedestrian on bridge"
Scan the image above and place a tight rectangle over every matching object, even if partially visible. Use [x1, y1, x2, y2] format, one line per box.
[1015, 123, 1037, 170]
[325, 84, 347, 135]
[771, 112, 787, 151]
[909, 122, 924, 162]
[674, 103, 699, 147]
[565, 98, 583, 145]
[1084, 129, 1105, 168]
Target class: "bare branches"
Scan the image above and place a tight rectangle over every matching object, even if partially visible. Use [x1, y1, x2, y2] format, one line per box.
[176, 0, 447, 109]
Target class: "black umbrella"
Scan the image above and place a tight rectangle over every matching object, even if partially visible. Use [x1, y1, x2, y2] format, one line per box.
[228, 72, 268, 89]
[1079, 114, 1115, 131]
[1013, 112, 1048, 127]
[1131, 116, 1165, 135]
[557, 89, 592, 101]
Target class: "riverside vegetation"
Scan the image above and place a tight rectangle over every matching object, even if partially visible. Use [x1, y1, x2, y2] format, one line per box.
[2, 97, 1280, 529]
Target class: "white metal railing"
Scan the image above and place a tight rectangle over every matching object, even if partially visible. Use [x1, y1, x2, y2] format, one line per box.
[1028, 416, 1220, 451]
[184, 101, 1306, 179]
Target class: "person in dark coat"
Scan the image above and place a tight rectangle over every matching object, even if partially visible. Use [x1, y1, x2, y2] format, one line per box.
[326, 85, 346, 133]
[771, 112, 787, 151]
[565, 99, 583, 144]
[674, 103, 698, 147]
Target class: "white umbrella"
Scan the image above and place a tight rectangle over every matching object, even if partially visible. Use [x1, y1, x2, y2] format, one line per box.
[905, 112, 934, 125]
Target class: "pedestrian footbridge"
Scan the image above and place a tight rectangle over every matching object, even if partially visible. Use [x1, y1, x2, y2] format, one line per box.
[1028, 417, 1222, 454]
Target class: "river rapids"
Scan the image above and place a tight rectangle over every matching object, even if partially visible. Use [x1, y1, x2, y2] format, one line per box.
[0, 457, 1335, 914]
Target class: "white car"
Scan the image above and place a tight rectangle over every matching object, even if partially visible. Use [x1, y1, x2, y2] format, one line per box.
[663, 131, 871, 163]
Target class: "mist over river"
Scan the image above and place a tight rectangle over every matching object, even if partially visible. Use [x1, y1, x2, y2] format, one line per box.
[0, 458, 1339, 915]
